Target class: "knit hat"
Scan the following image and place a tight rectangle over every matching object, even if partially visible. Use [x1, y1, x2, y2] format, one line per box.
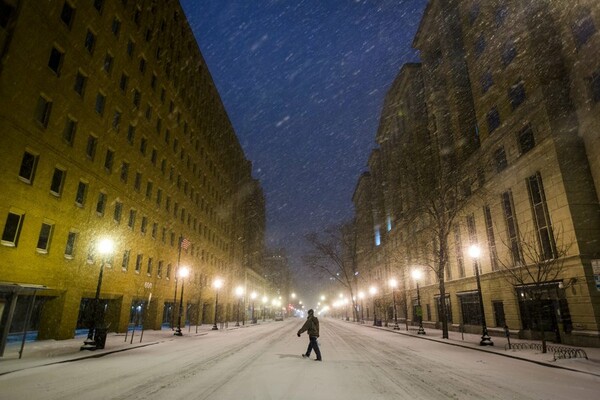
[308, 309, 314, 315]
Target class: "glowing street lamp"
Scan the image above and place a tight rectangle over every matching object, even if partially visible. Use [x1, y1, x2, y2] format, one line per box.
[411, 269, 426, 335]
[369, 286, 377, 326]
[468, 244, 493, 346]
[81, 238, 114, 350]
[212, 278, 223, 330]
[235, 286, 244, 327]
[389, 278, 399, 330]
[174, 266, 190, 336]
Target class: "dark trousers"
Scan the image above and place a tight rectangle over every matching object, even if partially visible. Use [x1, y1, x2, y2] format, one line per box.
[305, 336, 322, 360]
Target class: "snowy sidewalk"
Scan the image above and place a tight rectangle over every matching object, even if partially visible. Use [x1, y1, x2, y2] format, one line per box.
[355, 319, 600, 377]
[0, 322, 257, 376]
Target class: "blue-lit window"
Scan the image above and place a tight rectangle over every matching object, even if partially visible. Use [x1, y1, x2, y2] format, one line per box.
[374, 226, 381, 246]
[487, 107, 500, 134]
[386, 216, 392, 232]
[501, 39, 516, 67]
[572, 9, 596, 49]
[509, 80, 526, 110]
[474, 35, 485, 58]
[481, 70, 493, 93]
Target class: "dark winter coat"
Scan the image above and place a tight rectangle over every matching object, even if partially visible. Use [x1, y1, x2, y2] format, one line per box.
[298, 315, 319, 337]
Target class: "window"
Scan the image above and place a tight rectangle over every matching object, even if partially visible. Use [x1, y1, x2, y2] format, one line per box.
[111, 17, 121, 37]
[60, 2, 75, 28]
[459, 293, 481, 325]
[166, 263, 172, 279]
[120, 162, 129, 182]
[509, 80, 526, 110]
[589, 70, 600, 103]
[145, 104, 152, 120]
[75, 181, 87, 206]
[152, 222, 157, 239]
[468, 2, 480, 25]
[527, 172, 556, 260]
[104, 149, 114, 172]
[1, 211, 25, 246]
[18, 151, 38, 183]
[128, 209, 136, 228]
[93, 0, 104, 13]
[481, 70, 493, 93]
[50, 167, 66, 196]
[65, 231, 77, 258]
[63, 117, 77, 145]
[86, 135, 97, 160]
[571, 8, 596, 48]
[483, 205, 498, 271]
[517, 125, 535, 155]
[140, 137, 147, 155]
[501, 190, 521, 265]
[133, 89, 141, 108]
[141, 216, 148, 234]
[151, 149, 157, 165]
[156, 188, 162, 206]
[494, 5, 508, 27]
[147, 257, 153, 275]
[135, 254, 143, 272]
[113, 201, 122, 222]
[122, 250, 130, 270]
[494, 147, 507, 172]
[34, 95, 52, 128]
[95, 92, 106, 115]
[145, 181, 153, 199]
[74, 71, 87, 96]
[96, 192, 107, 215]
[474, 35, 485, 58]
[501, 39, 517, 67]
[112, 110, 122, 131]
[134, 172, 142, 191]
[486, 107, 500, 133]
[84, 29, 96, 54]
[151, 74, 157, 90]
[493, 301, 506, 327]
[127, 39, 135, 57]
[103, 53, 114, 74]
[133, 7, 141, 25]
[139, 57, 146, 74]
[157, 260, 163, 277]
[127, 124, 136, 144]
[36, 222, 54, 253]
[119, 73, 129, 92]
[48, 46, 64, 74]
[454, 226, 464, 278]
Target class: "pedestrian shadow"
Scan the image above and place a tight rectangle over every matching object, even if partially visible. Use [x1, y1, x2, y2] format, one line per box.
[277, 353, 303, 359]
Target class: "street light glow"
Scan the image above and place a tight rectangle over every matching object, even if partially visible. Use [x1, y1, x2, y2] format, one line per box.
[235, 286, 244, 297]
[251, 291, 257, 300]
[369, 286, 377, 296]
[213, 278, 223, 289]
[97, 238, 114, 255]
[178, 266, 190, 278]
[468, 244, 481, 259]
[389, 278, 398, 288]
[411, 269, 423, 281]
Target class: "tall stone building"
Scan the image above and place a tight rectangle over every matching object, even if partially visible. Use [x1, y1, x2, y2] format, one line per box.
[0, 0, 265, 347]
[353, 0, 600, 346]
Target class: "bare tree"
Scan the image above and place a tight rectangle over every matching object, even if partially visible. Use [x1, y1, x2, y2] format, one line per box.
[496, 227, 571, 353]
[304, 223, 360, 321]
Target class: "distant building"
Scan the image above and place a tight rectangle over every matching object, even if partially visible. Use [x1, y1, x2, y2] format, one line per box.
[353, 0, 600, 347]
[0, 0, 265, 348]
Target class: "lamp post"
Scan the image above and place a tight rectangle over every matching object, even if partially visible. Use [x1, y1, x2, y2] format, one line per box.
[174, 266, 190, 336]
[212, 278, 223, 330]
[235, 286, 244, 327]
[250, 292, 257, 323]
[468, 244, 493, 346]
[81, 238, 114, 350]
[411, 269, 426, 335]
[369, 286, 377, 326]
[358, 291, 365, 323]
[389, 278, 400, 330]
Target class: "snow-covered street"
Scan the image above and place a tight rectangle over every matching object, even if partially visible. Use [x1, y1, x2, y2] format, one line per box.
[1, 317, 598, 400]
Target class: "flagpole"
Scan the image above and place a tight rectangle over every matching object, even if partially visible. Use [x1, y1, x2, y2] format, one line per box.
[171, 235, 183, 329]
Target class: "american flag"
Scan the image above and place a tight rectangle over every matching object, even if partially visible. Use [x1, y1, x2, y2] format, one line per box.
[180, 237, 191, 250]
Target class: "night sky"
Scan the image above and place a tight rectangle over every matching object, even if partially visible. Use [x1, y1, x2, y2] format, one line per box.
[180, 1, 428, 299]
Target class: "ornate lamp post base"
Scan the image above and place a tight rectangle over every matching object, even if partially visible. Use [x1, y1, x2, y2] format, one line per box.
[480, 330, 494, 346]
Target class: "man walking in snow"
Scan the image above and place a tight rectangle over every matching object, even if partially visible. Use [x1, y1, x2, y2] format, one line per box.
[297, 309, 322, 361]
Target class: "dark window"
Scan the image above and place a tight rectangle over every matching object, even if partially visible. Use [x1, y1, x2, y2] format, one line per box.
[111, 17, 121, 37]
[517, 125, 535, 154]
[494, 147, 507, 172]
[469, 2, 480, 25]
[65, 232, 77, 257]
[95, 93, 106, 115]
[63, 117, 77, 144]
[474, 35, 485, 58]
[502, 191, 521, 265]
[146, 257, 153, 274]
[75, 181, 87, 206]
[483, 205, 498, 271]
[36, 222, 53, 252]
[60, 2, 75, 28]
[459, 293, 481, 325]
[19, 151, 38, 183]
[151, 74, 157, 90]
[74, 71, 87, 96]
[2, 212, 24, 246]
[571, 9, 596, 48]
[96, 192, 106, 214]
[141, 216, 148, 234]
[481, 70, 493, 93]
[145, 181, 153, 199]
[104, 149, 114, 172]
[133, 89, 141, 108]
[134, 172, 142, 191]
[509, 80, 526, 110]
[454, 226, 464, 278]
[103, 53, 114, 74]
[128, 209, 136, 228]
[526, 172, 556, 260]
[93, 0, 104, 13]
[119, 73, 129, 91]
[122, 250, 130, 270]
[502, 39, 517, 67]
[35, 96, 52, 128]
[120, 162, 129, 182]
[127, 124, 135, 144]
[156, 188, 162, 206]
[84, 30, 96, 54]
[86, 135, 97, 160]
[135, 254, 143, 272]
[493, 301, 506, 327]
[50, 168, 66, 195]
[112, 110, 122, 131]
[133, 7, 141, 26]
[157, 260, 163, 277]
[139, 57, 146, 74]
[127, 39, 135, 57]
[151, 149, 157, 165]
[140, 137, 147, 155]
[114, 201, 122, 222]
[494, 5, 508, 27]
[48, 47, 64, 74]
[486, 107, 500, 133]
[152, 222, 158, 239]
